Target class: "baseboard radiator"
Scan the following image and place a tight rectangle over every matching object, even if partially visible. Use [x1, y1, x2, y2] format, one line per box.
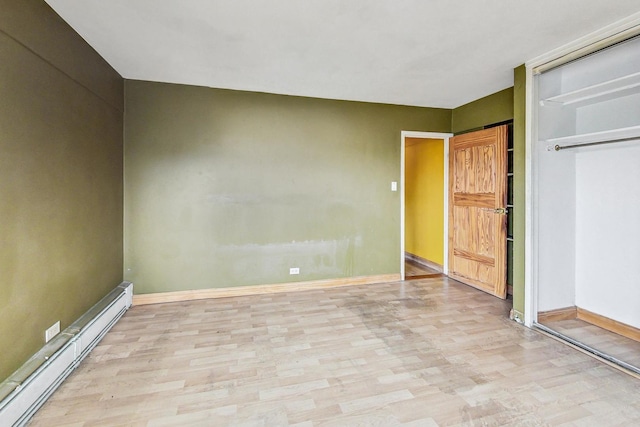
[0, 281, 133, 427]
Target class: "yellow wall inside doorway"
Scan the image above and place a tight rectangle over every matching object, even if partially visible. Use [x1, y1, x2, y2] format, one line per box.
[405, 138, 444, 266]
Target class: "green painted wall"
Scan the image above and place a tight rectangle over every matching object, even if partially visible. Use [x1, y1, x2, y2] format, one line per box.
[512, 65, 526, 316]
[451, 87, 514, 134]
[124, 80, 451, 294]
[0, 0, 124, 381]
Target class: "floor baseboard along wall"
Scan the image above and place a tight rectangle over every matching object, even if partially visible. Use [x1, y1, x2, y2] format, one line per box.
[0, 282, 133, 427]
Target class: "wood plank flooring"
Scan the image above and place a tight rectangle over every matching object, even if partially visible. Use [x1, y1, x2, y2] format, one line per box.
[404, 261, 442, 279]
[543, 318, 640, 369]
[29, 277, 640, 426]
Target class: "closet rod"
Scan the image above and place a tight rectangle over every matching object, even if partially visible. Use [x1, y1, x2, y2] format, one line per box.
[554, 136, 639, 151]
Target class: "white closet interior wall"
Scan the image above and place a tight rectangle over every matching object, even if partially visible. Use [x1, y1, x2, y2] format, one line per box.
[536, 35, 640, 328]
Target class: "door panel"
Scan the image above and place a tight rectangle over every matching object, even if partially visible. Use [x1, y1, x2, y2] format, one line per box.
[448, 126, 507, 299]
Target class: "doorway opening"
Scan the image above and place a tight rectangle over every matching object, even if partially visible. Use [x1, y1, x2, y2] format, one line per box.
[400, 131, 452, 280]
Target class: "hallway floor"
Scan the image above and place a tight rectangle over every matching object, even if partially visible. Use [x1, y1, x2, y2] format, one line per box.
[404, 260, 442, 279]
[29, 277, 640, 426]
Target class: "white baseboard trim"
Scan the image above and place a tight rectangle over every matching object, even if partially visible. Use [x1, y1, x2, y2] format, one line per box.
[0, 282, 133, 427]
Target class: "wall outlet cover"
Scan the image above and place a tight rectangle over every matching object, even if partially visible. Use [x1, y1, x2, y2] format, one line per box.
[45, 321, 60, 343]
[289, 267, 300, 275]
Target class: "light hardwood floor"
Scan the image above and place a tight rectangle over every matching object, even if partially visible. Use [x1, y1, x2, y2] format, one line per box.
[29, 277, 640, 426]
[543, 318, 640, 370]
[404, 261, 441, 279]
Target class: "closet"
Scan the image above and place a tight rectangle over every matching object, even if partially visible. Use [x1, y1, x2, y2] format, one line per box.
[533, 35, 640, 372]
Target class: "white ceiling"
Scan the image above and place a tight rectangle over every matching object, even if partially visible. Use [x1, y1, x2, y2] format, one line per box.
[45, 0, 640, 108]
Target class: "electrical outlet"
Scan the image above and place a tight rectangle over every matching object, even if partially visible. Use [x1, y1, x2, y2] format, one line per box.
[45, 321, 60, 343]
[289, 267, 300, 275]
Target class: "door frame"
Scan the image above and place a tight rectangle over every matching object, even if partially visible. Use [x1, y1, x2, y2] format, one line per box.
[400, 131, 453, 280]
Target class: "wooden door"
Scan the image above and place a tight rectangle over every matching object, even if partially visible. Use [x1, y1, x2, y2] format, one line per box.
[448, 125, 508, 299]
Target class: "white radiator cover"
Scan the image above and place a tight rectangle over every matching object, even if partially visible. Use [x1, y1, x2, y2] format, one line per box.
[0, 282, 133, 427]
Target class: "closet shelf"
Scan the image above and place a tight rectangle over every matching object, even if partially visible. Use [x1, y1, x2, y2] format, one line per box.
[544, 125, 640, 146]
[541, 71, 640, 106]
